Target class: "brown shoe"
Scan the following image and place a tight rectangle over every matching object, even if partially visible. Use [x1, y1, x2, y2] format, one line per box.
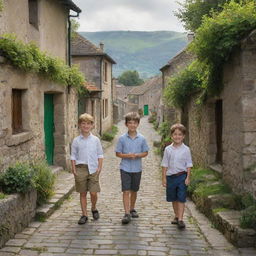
[171, 217, 178, 224]
[177, 220, 186, 229]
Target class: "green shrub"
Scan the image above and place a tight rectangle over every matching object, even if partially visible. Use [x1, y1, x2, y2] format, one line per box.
[0, 34, 87, 94]
[101, 125, 118, 142]
[0, 192, 6, 199]
[101, 132, 114, 142]
[31, 160, 55, 206]
[240, 205, 256, 230]
[0, 162, 34, 194]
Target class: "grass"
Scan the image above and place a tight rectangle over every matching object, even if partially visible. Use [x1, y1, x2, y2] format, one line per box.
[212, 208, 229, 214]
[194, 182, 231, 197]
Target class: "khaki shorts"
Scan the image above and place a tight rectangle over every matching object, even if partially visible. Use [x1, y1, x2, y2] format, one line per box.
[74, 164, 100, 193]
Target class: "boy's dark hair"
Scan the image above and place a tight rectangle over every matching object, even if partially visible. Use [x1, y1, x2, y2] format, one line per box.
[170, 123, 186, 135]
[125, 112, 140, 124]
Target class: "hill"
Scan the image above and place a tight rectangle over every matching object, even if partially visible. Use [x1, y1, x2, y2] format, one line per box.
[79, 31, 188, 79]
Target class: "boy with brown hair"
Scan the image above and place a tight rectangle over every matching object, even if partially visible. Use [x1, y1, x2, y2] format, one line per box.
[71, 113, 103, 224]
[161, 123, 193, 229]
[115, 112, 149, 224]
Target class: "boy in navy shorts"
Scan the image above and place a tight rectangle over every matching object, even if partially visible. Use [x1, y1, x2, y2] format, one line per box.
[161, 123, 193, 229]
[115, 112, 149, 224]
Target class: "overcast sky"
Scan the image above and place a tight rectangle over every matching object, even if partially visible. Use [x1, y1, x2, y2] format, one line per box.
[72, 0, 186, 32]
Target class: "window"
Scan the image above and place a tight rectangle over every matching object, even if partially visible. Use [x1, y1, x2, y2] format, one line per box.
[12, 89, 23, 134]
[103, 61, 108, 82]
[29, 0, 39, 28]
[102, 99, 108, 119]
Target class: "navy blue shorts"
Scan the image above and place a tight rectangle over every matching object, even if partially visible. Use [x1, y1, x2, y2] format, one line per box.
[166, 173, 187, 202]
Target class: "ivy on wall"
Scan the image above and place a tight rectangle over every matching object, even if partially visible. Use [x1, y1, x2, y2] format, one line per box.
[0, 0, 3, 12]
[0, 34, 87, 94]
[164, 0, 256, 108]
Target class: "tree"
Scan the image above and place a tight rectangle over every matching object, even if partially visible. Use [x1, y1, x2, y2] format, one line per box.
[175, 0, 240, 32]
[118, 70, 144, 86]
[71, 19, 80, 39]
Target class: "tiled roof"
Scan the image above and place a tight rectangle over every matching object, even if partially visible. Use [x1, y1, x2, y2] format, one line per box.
[58, 0, 81, 13]
[160, 48, 190, 71]
[71, 34, 116, 64]
[128, 76, 162, 96]
[84, 82, 102, 92]
[116, 84, 137, 100]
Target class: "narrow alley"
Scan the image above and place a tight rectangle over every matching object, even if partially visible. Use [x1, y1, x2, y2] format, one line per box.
[1, 118, 255, 256]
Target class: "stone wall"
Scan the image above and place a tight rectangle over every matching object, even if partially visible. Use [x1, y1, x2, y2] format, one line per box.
[0, 190, 37, 248]
[102, 59, 113, 133]
[0, 0, 68, 60]
[0, 62, 78, 172]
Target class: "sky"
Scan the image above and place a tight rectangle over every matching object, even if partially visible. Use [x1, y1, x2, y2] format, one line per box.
[71, 0, 186, 32]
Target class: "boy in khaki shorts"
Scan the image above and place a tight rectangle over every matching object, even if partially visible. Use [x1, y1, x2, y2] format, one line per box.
[71, 113, 103, 224]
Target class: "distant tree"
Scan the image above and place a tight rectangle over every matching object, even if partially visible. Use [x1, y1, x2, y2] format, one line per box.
[175, 0, 241, 32]
[118, 70, 144, 86]
[71, 19, 80, 39]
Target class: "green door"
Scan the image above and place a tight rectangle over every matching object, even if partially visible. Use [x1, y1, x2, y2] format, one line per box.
[44, 94, 54, 165]
[144, 105, 149, 115]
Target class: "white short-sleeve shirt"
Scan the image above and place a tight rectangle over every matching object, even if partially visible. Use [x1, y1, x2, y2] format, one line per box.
[161, 143, 193, 176]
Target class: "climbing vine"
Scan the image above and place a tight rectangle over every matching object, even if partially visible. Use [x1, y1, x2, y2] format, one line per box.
[0, 34, 87, 94]
[0, 0, 3, 12]
[164, 0, 256, 108]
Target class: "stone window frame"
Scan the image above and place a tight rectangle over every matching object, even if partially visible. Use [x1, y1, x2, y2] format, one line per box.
[7, 88, 33, 146]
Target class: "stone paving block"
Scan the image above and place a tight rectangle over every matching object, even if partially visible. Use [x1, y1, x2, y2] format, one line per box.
[94, 249, 118, 255]
[5, 239, 27, 247]
[0, 247, 20, 254]
[19, 250, 39, 256]
[118, 249, 138, 255]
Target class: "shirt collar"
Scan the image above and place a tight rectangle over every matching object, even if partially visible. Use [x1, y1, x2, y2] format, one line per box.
[171, 142, 184, 149]
[126, 132, 139, 139]
[79, 133, 92, 140]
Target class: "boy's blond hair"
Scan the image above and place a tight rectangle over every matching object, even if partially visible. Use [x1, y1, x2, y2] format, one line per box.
[170, 123, 186, 135]
[125, 112, 140, 124]
[78, 113, 94, 124]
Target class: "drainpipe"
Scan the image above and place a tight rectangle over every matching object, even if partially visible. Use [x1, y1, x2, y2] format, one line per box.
[67, 11, 80, 93]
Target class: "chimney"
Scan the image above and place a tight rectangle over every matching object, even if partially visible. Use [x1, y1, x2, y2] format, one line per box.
[187, 32, 195, 42]
[99, 42, 104, 51]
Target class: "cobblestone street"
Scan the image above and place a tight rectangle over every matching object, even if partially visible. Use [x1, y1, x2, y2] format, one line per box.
[1, 117, 255, 256]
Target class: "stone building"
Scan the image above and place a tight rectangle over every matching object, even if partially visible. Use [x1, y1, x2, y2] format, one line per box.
[0, 0, 82, 171]
[161, 30, 256, 198]
[71, 33, 116, 135]
[128, 76, 162, 116]
[159, 49, 194, 126]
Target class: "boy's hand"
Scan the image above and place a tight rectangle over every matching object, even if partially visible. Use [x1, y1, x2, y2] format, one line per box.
[96, 168, 101, 176]
[129, 153, 137, 159]
[185, 177, 190, 186]
[162, 177, 167, 187]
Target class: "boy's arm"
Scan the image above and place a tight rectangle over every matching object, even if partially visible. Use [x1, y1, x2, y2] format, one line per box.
[185, 167, 191, 185]
[116, 152, 137, 159]
[162, 167, 167, 187]
[71, 160, 77, 176]
[135, 152, 148, 158]
[70, 140, 78, 175]
[96, 157, 103, 175]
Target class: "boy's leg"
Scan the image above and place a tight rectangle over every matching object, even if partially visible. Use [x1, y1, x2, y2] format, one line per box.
[80, 192, 88, 216]
[177, 202, 185, 220]
[90, 192, 97, 211]
[123, 190, 131, 214]
[172, 201, 179, 218]
[130, 191, 137, 211]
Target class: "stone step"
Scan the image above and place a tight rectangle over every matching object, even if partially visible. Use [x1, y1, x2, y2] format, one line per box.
[35, 170, 75, 220]
[49, 165, 64, 176]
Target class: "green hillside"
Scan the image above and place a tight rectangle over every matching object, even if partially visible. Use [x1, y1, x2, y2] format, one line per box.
[79, 31, 188, 79]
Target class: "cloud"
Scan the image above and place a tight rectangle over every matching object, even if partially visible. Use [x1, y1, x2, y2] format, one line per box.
[72, 0, 185, 32]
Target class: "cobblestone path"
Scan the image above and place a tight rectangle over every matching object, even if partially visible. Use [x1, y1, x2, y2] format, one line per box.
[1, 118, 256, 256]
